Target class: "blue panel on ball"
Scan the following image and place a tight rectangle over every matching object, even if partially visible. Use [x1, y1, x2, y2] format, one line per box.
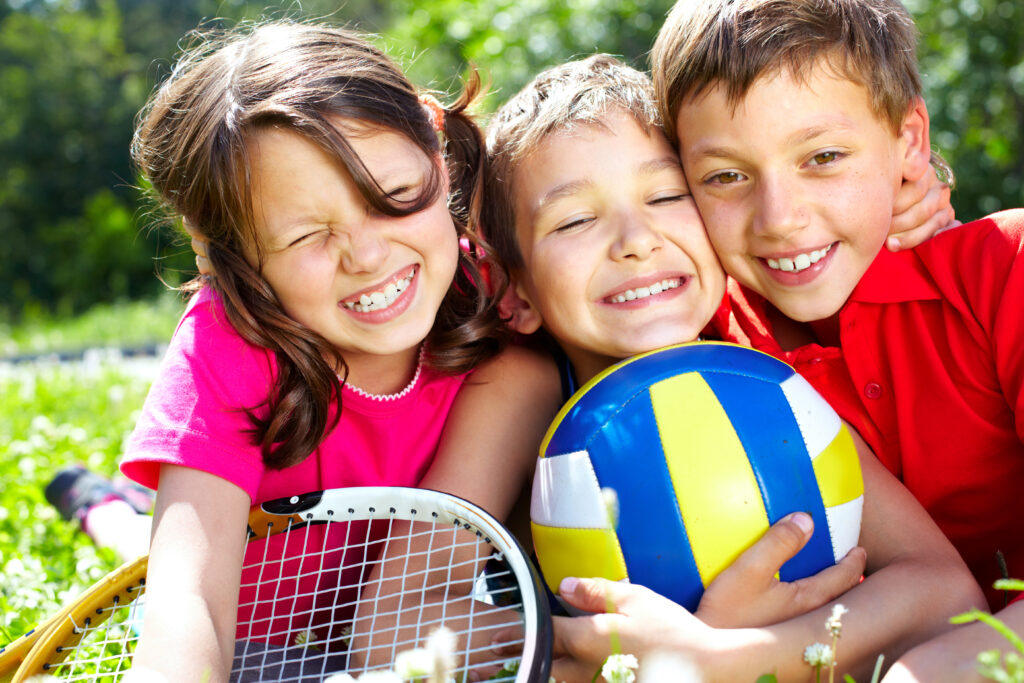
[702, 371, 833, 581]
[545, 343, 794, 457]
[586, 390, 705, 611]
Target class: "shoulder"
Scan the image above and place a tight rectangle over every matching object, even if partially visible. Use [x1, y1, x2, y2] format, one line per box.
[916, 209, 1024, 266]
[165, 288, 274, 378]
[468, 342, 562, 395]
[912, 209, 1024, 329]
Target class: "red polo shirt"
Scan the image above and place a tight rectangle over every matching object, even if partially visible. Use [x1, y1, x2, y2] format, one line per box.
[716, 209, 1024, 611]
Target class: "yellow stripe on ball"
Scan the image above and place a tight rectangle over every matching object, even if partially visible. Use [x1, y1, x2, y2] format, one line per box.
[650, 372, 769, 587]
[812, 426, 864, 507]
[530, 522, 628, 594]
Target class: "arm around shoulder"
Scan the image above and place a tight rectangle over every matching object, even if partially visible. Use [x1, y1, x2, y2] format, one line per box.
[419, 343, 563, 522]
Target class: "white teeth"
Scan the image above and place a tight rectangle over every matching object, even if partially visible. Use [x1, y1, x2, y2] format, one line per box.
[610, 278, 682, 303]
[766, 244, 833, 273]
[343, 269, 415, 312]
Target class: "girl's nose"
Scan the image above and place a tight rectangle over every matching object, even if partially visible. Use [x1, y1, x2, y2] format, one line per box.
[339, 224, 390, 274]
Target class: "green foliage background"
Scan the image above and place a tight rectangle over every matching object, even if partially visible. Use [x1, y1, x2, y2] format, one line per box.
[0, 0, 1021, 321]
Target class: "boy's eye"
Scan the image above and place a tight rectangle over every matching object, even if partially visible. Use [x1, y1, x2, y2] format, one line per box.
[706, 171, 745, 186]
[553, 216, 593, 233]
[649, 191, 689, 205]
[808, 151, 843, 166]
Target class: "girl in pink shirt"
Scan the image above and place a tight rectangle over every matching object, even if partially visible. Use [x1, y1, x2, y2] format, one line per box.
[122, 22, 560, 682]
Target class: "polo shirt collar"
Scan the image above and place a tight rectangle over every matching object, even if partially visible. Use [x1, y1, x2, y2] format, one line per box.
[849, 246, 942, 304]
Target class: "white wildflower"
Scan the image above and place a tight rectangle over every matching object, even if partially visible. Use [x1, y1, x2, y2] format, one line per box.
[321, 674, 358, 683]
[293, 628, 320, 648]
[601, 653, 640, 683]
[354, 672, 403, 683]
[601, 487, 620, 529]
[502, 659, 521, 674]
[803, 642, 834, 667]
[638, 651, 703, 683]
[825, 604, 848, 636]
[426, 626, 456, 683]
[394, 647, 432, 680]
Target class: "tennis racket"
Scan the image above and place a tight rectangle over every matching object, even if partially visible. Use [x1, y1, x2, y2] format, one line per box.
[12, 486, 552, 682]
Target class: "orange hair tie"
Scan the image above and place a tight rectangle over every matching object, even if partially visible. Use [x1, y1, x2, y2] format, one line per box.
[419, 93, 446, 133]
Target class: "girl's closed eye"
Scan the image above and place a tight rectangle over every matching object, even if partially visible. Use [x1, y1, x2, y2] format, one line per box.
[385, 183, 421, 203]
[287, 227, 332, 248]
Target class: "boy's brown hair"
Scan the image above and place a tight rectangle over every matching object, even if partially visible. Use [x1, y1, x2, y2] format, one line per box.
[483, 54, 661, 272]
[651, 0, 922, 144]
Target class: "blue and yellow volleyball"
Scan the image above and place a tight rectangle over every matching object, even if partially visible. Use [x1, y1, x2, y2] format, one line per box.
[530, 342, 863, 611]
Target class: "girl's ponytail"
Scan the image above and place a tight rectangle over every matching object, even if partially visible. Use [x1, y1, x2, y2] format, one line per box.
[422, 74, 511, 374]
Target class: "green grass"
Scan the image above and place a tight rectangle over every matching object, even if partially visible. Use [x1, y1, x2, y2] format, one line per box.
[0, 291, 185, 358]
[0, 297, 181, 646]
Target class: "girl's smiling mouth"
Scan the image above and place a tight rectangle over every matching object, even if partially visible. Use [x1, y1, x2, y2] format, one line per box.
[341, 266, 418, 313]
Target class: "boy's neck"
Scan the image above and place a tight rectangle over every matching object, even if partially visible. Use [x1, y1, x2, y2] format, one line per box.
[766, 305, 841, 350]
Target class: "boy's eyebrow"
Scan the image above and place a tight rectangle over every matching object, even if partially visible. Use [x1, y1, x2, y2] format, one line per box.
[531, 155, 683, 217]
[637, 155, 685, 175]
[687, 120, 857, 160]
[535, 179, 594, 214]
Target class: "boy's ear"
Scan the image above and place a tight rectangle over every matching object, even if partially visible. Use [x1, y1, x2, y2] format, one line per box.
[899, 97, 932, 182]
[499, 278, 543, 335]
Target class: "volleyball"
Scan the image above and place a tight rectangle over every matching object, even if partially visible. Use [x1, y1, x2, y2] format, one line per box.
[530, 341, 863, 611]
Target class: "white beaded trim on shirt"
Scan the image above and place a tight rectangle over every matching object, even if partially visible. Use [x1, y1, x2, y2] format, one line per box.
[341, 348, 425, 402]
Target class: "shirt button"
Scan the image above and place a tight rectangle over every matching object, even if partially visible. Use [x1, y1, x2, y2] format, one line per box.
[863, 382, 883, 400]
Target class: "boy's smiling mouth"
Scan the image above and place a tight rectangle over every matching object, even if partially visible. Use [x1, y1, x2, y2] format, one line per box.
[341, 265, 417, 313]
[761, 242, 839, 280]
[604, 276, 686, 304]
[762, 243, 836, 274]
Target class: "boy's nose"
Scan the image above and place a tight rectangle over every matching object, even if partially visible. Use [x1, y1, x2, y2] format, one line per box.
[339, 224, 390, 274]
[610, 214, 663, 261]
[753, 174, 810, 240]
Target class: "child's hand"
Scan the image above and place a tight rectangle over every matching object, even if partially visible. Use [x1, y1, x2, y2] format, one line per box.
[182, 218, 213, 277]
[889, 165, 960, 251]
[695, 512, 867, 628]
[550, 576, 714, 682]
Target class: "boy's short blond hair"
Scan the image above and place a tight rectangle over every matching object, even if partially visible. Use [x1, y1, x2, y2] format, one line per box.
[651, 0, 922, 144]
[484, 55, 660, 271]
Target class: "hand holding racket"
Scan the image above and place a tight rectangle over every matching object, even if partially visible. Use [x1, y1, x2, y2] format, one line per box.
[7, 487, 551, 682]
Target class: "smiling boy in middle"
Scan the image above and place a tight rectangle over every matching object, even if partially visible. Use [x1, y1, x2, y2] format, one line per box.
[482, 55, 983, 681]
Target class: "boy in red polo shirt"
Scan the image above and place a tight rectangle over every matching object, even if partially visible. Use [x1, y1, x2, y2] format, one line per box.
[648, 0, 1024, 679]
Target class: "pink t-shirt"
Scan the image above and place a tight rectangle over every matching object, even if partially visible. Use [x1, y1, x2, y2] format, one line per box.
[121, 287, 467, 642]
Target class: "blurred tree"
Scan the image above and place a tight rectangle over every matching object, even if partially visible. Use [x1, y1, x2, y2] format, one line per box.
[906, 0, 1023, 219]
[0, 0, 391, 320]
[381, 0, 673, 108]
[0, 0, 1020, 321]
[0, 0, 174, 317]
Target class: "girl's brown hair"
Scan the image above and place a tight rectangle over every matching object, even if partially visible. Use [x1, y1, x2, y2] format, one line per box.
[133, 21, 506, 469]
